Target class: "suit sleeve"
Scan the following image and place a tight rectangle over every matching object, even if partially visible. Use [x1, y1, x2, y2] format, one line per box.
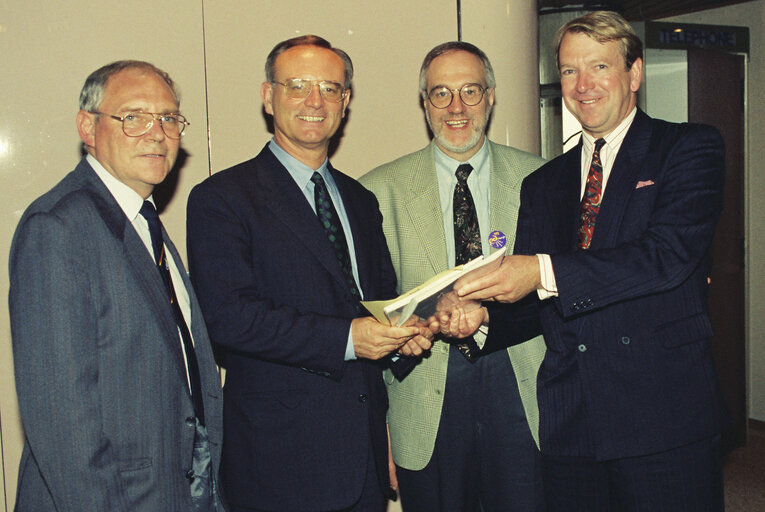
[187, 183, 351, 378]
[10, 212, 129, 512]
[550, 125, 725, 318]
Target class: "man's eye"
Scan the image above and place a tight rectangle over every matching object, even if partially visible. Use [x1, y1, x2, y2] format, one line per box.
[123, 114, 138, 122]
[289, 82, 307, 92]
[463, 87, 478, 96]
[322, 84, 339, 94]
[160, 115, 178, 124]
[432, 89, 449, 98]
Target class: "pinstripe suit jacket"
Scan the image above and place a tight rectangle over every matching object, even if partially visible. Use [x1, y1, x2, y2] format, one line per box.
[360, 140, 546, 470]
[516, 110, 726, 459]
[9, 159, 223, 511]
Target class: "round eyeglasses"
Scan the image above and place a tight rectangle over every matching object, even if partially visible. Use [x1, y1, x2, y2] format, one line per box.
[272, 79, 347, 102]
[426, 83, 487, 109]
[90, 111, 189, 139]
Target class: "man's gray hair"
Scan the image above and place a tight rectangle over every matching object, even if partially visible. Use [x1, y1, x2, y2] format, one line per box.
[419, 41, 496, 96]
[79, 60, 179, 112]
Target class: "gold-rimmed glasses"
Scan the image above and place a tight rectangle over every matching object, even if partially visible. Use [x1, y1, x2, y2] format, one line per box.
[272, 79, 347, 102]
[90, 111, 189, 139]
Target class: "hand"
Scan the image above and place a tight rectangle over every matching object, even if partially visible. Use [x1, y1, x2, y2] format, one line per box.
[456, 254, 541, 303]
[438, 302, 487, 338]
[397, 317, 437, 357]
[351, 317, 420, 360]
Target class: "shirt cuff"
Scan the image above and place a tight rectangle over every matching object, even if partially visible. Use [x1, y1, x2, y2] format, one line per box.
[536, 253, 558, 300]
[345, 325, 357, 360]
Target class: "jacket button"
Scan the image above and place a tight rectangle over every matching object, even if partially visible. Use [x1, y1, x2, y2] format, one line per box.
[578, 344, 587, 352]
[572, 303, 579, 310]
[358, 394, 368, 403]
[621, 336, 631, 345]
[186, 417, 195, 426]
[186, 469, 195, 481]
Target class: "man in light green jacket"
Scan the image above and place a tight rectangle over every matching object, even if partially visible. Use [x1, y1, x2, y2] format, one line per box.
[360, 42, 546, 512]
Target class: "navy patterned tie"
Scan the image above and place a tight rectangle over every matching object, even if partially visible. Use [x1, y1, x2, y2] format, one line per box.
[578, 138, 606, 249]
[140, 201, 206, 426]
[452, 163, 482, 361]
[311, 172, 362, 310]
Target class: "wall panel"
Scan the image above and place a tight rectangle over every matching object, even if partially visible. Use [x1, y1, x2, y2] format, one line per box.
[203, 0, 457, 177]
[462, 0, 541, 155]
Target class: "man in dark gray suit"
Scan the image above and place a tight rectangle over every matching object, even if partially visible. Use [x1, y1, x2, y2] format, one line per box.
[9, 60, 225, 511]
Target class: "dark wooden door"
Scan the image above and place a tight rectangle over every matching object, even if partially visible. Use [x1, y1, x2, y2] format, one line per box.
[687, 48, 747, 450]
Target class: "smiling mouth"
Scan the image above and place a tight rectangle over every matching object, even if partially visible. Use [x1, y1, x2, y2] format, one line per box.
[298, 115, 325, 122]
[580, 98, 600, 105]
[445, 119, 469, 128]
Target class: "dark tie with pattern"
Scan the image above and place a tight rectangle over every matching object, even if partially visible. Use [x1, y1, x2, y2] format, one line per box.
[578, 138, 607, 249]
[140, 201, 206, 426]
[311, 172, 362, 311]
[452, 163, 482, 361]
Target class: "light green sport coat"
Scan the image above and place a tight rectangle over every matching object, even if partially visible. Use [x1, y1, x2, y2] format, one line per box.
[360, 140, 547, 470]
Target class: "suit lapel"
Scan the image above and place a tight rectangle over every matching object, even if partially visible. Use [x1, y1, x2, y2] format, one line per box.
[488, 141, 524, 252]
[333, 166, 374, 299]
[591, 110, 653, 248]
[256, 148, 352, 295]
[77, 161, 192, 391]
[549, 145, 584, 251]
[404, 144, 449, 273]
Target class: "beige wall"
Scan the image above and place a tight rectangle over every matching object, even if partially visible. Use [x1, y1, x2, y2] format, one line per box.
[660, 0, 765, 422]
[0, 1, 538, 509]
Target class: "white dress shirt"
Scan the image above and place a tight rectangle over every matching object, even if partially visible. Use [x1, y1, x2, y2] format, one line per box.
[87, 154, 194, 390]
[537, 108, 637, 298]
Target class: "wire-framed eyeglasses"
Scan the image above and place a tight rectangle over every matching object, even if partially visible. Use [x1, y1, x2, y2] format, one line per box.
[90, 111, 189, 139]
[272, 79, 348, 102]
[426, 83, 487, 109]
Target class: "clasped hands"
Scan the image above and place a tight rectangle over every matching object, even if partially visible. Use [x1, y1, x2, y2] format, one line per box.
[438, 254, 542, 339]
[351, 315, 438, 360]
[352, 255, 541, 359]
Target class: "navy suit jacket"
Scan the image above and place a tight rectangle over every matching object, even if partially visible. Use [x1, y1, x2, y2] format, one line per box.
[186, 145, 395, 510]
[515, 110, 727, 460]
[10, 159, 223, 511]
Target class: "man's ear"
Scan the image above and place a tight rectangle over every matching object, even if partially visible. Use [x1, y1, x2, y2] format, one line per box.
[76, 110, 96, 150]
[261, 82, 274, 115]
[629, 57, 643, 93]
[341, 89, 351, 118]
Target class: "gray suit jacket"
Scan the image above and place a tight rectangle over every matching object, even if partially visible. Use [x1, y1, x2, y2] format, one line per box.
[360, 140, 546, 470]
[9, 158, 223, 511]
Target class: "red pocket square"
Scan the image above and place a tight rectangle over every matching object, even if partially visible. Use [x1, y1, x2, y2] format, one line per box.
[635, 180, 655, 189]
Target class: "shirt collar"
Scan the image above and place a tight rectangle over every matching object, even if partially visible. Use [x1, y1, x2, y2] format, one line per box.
[433, 137, 489, 176]
[86, 154, 152, 222]
[268, 139, 330, 191]
[581, 107, 637, 153]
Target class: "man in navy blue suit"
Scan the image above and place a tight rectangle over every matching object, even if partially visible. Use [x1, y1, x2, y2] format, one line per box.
[187, 35, 432, 512]
[453, 11, 726, 511]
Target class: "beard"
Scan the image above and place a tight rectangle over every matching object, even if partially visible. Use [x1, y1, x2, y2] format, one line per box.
[425, 107, 492, 155]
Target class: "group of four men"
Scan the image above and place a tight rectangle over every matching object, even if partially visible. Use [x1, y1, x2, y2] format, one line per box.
[10, 10, 727, 512]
